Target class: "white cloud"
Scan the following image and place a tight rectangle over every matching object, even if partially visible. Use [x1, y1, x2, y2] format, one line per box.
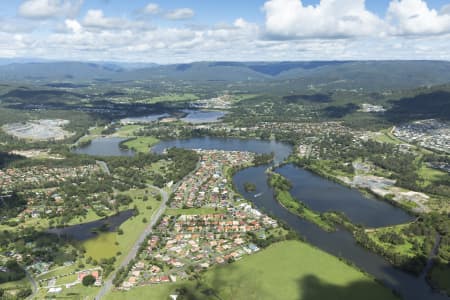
[83, 9, 126, 29]
[142, 3, 160, 15]
[4, 0, 450, 62]
[263, 0, 385, 39]
[65, 19, 82, 33]
[165, 8, 195, 20]
[0, 17, 35, 33]
[387, 0, 450, 35]
[18, 0, 83, 19]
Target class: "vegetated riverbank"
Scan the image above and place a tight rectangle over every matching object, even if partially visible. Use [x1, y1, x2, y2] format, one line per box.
[267, 171, 335, 232]
[119, 136, 160, 153]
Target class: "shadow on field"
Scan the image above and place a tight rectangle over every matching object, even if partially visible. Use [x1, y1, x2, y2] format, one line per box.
[172, 262, 262, 300]
[298, 275, 399, 300]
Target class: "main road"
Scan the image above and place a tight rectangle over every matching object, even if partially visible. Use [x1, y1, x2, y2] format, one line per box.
[94, 185, 169, 300]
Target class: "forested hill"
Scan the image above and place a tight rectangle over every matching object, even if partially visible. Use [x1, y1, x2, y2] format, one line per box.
[1, 60, 450, 90]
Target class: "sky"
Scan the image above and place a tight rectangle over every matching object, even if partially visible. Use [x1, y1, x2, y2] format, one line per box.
[0, 0, 450, 63]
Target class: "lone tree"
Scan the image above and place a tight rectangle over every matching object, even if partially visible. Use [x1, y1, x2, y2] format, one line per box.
[82, 275, 96, 286]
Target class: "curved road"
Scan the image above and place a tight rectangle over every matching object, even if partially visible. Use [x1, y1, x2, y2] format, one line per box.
[95, 185, 169, 300]
[25, 269, 37, 300]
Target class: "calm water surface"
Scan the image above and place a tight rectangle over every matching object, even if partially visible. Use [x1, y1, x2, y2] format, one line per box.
[276, 164, 413, 227]
[73, 137, 134, 157]
[180, 109, 226, 124]
[47, 210, 134, 241]
[120, 113, 169, 124]
[152, 136, 291, 164]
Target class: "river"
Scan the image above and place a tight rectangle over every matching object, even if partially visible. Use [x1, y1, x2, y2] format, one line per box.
[74, 136, 445, 300]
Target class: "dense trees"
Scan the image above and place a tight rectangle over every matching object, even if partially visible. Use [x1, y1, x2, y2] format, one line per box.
[253, 153, 274, 165]
[82, 274, 96, 286]
[0, 261, 26, 284]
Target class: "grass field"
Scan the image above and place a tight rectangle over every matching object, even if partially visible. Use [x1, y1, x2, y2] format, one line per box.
[418, 165, 447, 183]
[366, 224, 425, 257]
[35, 283, 100, 299]
[83, 232, 120, 260]
[0, 278, 30, 292]
[372, 129, 404, 145]
[0, 278, 31, 300]
[81, 188, 160, 262]
[106, 240, 398, 300]
[122, 137, 159, 153]
[114, 125, 144, 137]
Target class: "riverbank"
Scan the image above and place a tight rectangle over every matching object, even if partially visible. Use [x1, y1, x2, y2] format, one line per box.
[268, 171, 335, 232]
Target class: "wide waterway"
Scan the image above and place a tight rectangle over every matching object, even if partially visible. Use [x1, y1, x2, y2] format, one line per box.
[72, 137, 134, 157]
[73, 136, 445, 300]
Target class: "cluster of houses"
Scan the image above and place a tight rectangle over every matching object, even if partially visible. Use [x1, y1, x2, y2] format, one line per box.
[44, 268, 102, 294]
[120, 150, 277, 290]
[0, 165, 100, 191]
[359, 103, 386, 113]
[171, 150, 253, 208]
[202, 121, 358, 138]
[190, 95, 232, 110]
[393, 119, 450, 153]
[16, 188, 65, 219]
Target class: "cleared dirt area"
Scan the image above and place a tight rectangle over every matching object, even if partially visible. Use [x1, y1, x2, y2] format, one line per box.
[2, 119, 73, 141]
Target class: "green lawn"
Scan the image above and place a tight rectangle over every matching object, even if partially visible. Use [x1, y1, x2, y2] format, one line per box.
[115, 125, 144, 137]
[106, 240, 398, 300]
[0, 278, 30, 291]
[0, 278, 31, 299]
[122, 137, 160, 153]
[418, 165, 447, 183]
[35, 284, 100, 299]
[367, 224, 425, 257]
[82, 188, 160, 263]
[83, 232, 120, 260]
[65, 209, 105, 226]
[36, 264, 80, 282]
[372, 129, 404, 145]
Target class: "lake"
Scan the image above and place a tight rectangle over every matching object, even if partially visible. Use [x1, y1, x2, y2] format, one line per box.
[47, 210, 134, 241]
[72, 137, 135, 157]
[180, 109, 226, 124]
[120, 113, 169, 124]
[152, 136, 291, 164]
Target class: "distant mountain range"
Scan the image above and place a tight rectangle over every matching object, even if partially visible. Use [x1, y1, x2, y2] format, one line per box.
[1, 60, 450, 89]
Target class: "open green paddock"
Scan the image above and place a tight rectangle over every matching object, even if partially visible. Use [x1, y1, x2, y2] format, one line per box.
[105, 240, 398, 300]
